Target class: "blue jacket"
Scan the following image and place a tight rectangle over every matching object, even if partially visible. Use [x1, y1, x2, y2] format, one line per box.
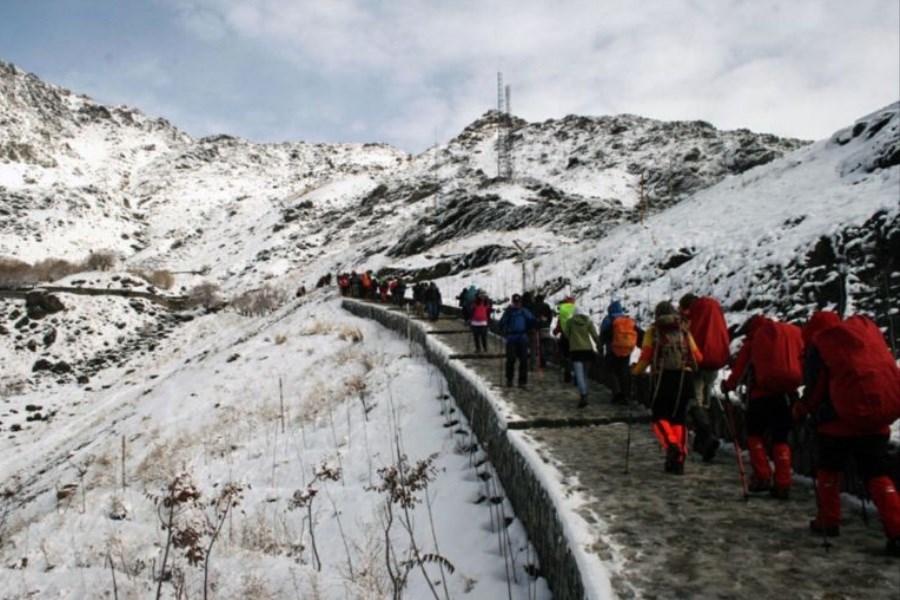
[500, 306, 537, 343]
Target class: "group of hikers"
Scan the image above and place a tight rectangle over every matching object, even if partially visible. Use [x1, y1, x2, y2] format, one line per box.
[339, 274, 900, 556]
[337, 271, 443, 321]
[462, 286, 900, 557]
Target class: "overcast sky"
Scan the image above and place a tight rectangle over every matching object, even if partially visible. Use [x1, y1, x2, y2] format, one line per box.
[1, 0, 898, 153]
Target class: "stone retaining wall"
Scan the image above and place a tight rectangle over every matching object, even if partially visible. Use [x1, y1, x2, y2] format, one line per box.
[343, 300, 588, 599]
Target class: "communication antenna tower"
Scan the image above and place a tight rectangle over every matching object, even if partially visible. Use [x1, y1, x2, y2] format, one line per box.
[496, 72, 513, 180]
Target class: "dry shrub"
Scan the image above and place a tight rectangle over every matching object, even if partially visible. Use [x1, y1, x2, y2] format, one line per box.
[135, 433, 195, 486]
[187, 281, 222, 310]
[337, 325, 363, 343]
[346, 526, 390, 599]
[274, 334, 288, 345]
[238, 574, 278, 600]
[130, 269, 175, 290]
[0, 257, 32, 285]
[232, 284, 287, 316]
[32, 258, 80, 282]
[240, 508, 285, 556]
[300, 321, 332, 336]
[84, 249, 117, 271]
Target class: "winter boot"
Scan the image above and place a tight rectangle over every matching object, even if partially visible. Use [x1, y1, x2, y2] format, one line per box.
[771, 443, 792, 499]
[868, 476, 900, 542]
[577, 394, 588, 409]
[747, 436, 773, 489]
[810, 470, 841, 537]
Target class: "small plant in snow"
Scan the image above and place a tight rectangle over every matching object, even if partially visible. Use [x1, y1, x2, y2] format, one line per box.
[368, 453, 453, 600]
[84, 249, 118, 271]
[147, 473, 246, 600]
[288, 462, 342, 572]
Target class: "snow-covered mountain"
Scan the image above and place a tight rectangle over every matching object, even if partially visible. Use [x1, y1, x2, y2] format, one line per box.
[1, 54, 897, 412]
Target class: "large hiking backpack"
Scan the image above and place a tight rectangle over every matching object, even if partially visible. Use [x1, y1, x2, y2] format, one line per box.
[653, 316, 692, 371]
[688, 297, 730, 370]
[611, 316, 638, 357]
[816, 315, 900, 430]
[750, 318, 804, 393]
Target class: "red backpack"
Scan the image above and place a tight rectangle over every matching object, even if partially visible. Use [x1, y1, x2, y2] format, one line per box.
[611, 316, 638, 357]
[688, 297, 730, 370]
[750, 318, 804, 393]
[815, 315, 900, 430]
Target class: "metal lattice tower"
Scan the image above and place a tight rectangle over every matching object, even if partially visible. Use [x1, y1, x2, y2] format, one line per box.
[496, 72, 513, 180]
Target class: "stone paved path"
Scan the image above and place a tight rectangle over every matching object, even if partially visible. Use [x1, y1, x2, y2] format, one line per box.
[378, 304, 900, 599]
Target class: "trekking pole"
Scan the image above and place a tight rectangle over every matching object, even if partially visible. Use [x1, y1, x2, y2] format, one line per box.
[534, 329, 544, 386]
[719, 392, 750, 500]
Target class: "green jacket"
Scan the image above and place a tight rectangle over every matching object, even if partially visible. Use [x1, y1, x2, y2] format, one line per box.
[557, 302, 576, 337]
[567, 313, 600, 353]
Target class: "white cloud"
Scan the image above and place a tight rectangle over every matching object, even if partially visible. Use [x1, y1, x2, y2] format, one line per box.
[163, 0, 899, 151]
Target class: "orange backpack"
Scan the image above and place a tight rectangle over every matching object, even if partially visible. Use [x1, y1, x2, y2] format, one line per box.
[611, 316, 638, 357]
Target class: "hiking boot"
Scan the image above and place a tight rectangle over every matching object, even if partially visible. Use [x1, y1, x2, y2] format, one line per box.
[701, 439, 721, 463]
[770, 487, 790, 500]
[748, 477, 772, 493]
[577, 394, 588, 408]
[672, 461, 684, 476]
[886, 538, 900, 557]
[518, 382, 528, 390]
[809, 518, 840, 537]
[505, 379, 513, 387]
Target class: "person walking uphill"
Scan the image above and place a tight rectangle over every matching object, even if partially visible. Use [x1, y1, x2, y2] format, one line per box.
[568, 306, 602, 408]
[721, 316, 804, 499]
[599, 300, 639, 405]
[793, 311, 900, 555]
[553, 296, 577, 383]
[679, 293, 731, 462]
[469, 290, 492, 353]
[632, 301, 703, 475]
[500, 294, 537, 388]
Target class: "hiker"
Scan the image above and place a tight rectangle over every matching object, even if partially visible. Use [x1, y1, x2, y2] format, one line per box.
[458, 284, 478, 322]
[679, 293, 730, 462]
[632, 301, 703, 475]
[599, 300, 639, 404]
[553, 296, 577, 383]
[338, 273, 350, 296]
[568, 306, 601, 408]
[499, 293, 537, 388]
[534, 294, 554, 369]
[793, 311, 900, 555]
[721, 315, 804, 499]
[425, 282, 442, 321]
[469, 290, 492, 353]
[412, 281, 428, 316]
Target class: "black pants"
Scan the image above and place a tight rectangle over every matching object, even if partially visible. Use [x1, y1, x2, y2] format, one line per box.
[602, 354, 631, 402]
[506, 339, 529, 385]
[818, 433, 892, 480]
[746, 394, 793, 444]
[471, 326, 488, 352]
[651, 369, 694, 424]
